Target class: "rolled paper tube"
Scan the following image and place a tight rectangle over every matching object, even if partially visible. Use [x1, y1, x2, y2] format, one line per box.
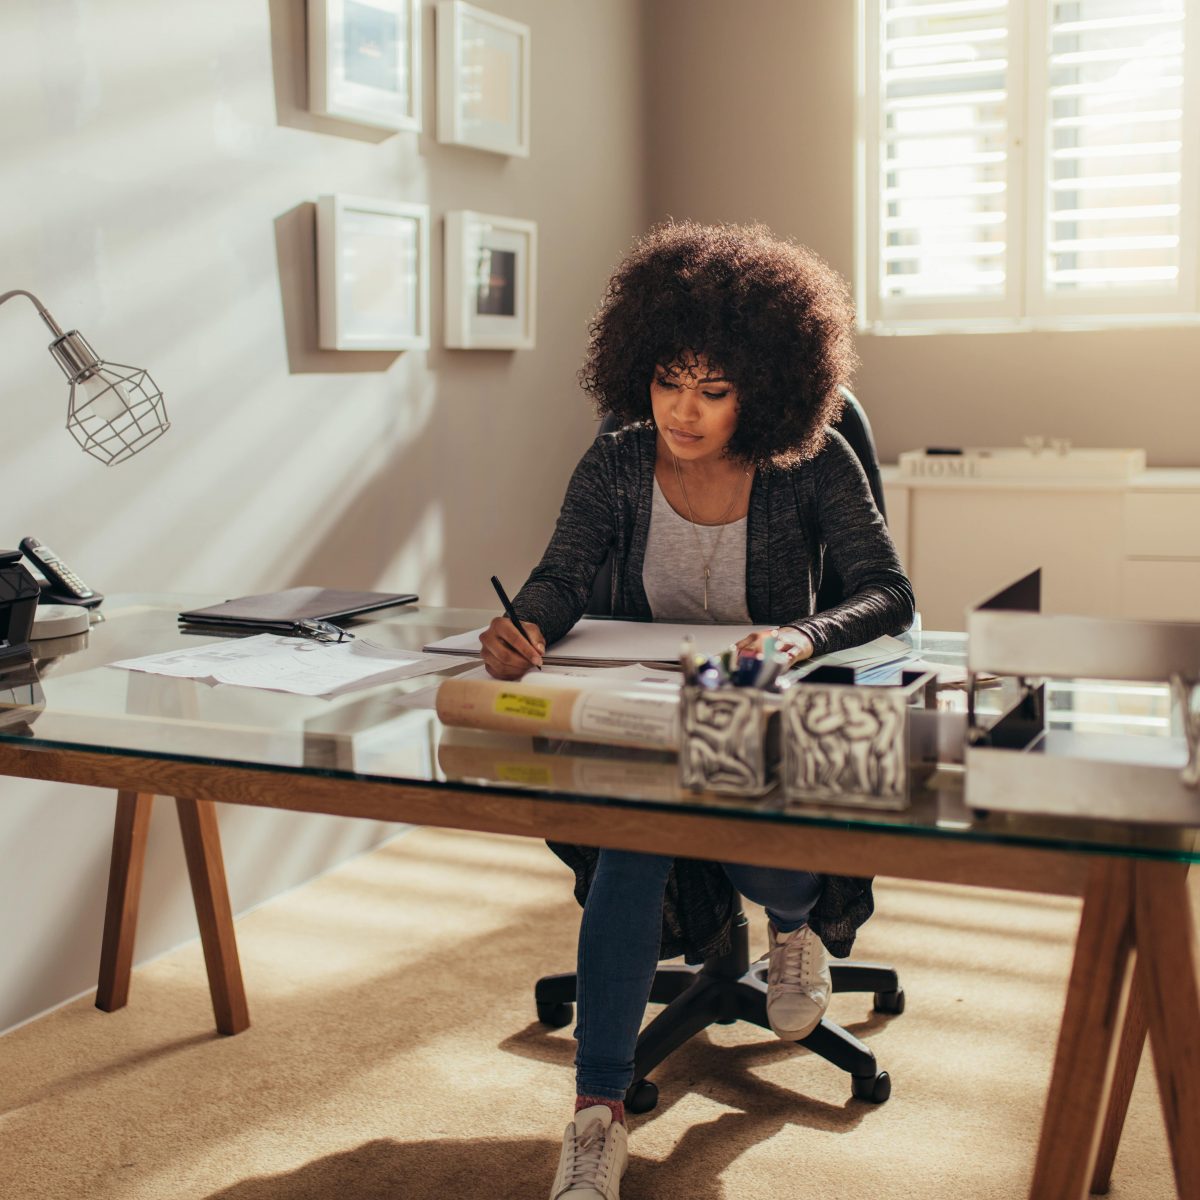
[435, 676, 680, 751]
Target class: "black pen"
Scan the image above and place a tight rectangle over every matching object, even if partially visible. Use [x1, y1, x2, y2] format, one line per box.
[489, 575, 543, 670]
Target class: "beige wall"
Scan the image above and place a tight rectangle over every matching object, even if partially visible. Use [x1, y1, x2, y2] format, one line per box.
[645, 0, 1200, 466]
[0, 0, 647, 1033]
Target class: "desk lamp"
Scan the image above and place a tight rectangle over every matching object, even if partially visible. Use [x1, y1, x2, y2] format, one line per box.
[0, 288, 169, 465]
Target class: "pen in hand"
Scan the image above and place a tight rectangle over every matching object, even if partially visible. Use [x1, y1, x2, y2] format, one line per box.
[489, 575, 543, 671]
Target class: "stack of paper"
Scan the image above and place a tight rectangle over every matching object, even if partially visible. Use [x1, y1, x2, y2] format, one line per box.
[424, 618, 913, 671]
[423, 618, 759, 666]
[111, 635, 456, 698]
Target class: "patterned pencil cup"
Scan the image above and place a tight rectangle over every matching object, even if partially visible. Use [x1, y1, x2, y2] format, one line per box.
[780, 669, 937, 810]
[679, 685, 780, 796]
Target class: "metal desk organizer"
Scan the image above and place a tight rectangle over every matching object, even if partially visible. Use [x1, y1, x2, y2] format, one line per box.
[679, 664, 938, 805]
[780, 664, 938, 809]
[966, 570, 1200, 824]
[679, 684, 781, 796]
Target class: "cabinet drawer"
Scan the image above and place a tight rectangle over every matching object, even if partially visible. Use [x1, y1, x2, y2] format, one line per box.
[1125, 493, 1200, 558]
[1121, 560, 1200, 621]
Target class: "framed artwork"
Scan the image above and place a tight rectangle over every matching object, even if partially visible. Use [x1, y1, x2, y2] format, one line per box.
[436, 1, 530, 156]
[317, 194, 430, 351]
[308, 0, 422, 132]
[444, 211, 537, 349]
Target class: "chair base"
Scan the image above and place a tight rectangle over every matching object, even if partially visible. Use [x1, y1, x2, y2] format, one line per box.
[535, 913, 901, 1111]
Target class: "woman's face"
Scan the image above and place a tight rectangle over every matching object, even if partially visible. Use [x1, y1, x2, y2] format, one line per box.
[650, 354, 740, 466]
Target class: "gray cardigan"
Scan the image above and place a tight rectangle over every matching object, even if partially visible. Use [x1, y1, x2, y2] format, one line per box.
[517, 425, 917, 962]
[515, 425, 914, 657]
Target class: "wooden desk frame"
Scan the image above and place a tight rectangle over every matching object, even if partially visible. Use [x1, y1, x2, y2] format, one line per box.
[1, 741, 1195, 1200]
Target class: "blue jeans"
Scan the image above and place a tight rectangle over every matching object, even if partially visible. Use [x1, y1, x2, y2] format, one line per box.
[574, 848, 822, 1101]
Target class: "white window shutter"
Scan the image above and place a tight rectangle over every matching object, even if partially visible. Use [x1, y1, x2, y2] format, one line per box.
[860, 0, 1200, 329]
[863, 0, 1024, 324]
[1025, 0, 1197, 318]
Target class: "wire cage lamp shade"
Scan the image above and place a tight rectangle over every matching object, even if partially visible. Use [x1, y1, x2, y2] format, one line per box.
[60, 339, 169, 466]
[1, 289, 169, 466]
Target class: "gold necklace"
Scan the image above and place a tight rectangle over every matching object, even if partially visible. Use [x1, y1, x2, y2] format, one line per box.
[671, 453, 749, 612]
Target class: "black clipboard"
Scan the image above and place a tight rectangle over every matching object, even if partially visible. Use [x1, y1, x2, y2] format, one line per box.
[178, 587, 417, 634]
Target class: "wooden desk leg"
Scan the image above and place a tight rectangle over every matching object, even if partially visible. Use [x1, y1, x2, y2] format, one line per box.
[174, 797, 250, 1035]
[1029, 859, 1136, 1200]
[1133, 861, 1200, 1199]
[96, 791, 154, 1012]
[1089, 961, 1149, 1195]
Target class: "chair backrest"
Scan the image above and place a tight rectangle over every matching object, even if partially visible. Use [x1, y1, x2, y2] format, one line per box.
[585, 387, 886, 616]
[816, 387, 886, 612]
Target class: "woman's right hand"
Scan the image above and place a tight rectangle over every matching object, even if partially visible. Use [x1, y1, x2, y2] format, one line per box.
[479, 616, 545, 679]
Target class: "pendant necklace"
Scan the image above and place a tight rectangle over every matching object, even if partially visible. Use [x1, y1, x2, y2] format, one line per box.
[671, 453, 749, 612]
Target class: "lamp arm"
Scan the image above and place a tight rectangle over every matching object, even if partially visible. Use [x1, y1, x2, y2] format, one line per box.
[0, 288, 168, 465]
[0, 289, 100, 381]
[0, 289, 65, 339]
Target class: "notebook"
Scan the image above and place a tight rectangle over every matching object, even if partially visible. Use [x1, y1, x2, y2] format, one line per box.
[178, 587, 418, 633]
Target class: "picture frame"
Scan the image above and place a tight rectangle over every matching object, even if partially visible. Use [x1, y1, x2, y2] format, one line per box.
[317, 194, 430, 351]
[308, 0, 422, 132]
[444, 211, 537, 349]
[436, 1, 530, 156]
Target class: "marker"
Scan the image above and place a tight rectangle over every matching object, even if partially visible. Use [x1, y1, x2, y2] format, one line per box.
[733, 653, 762, 687]
[680, 635, 698, 684]
[489, 574, 542, 671]
[755, 654, 786, 692]
[697, 656, 724, 689]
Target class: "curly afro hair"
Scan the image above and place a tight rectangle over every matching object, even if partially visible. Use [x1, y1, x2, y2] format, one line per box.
[579, 221, 859, 467]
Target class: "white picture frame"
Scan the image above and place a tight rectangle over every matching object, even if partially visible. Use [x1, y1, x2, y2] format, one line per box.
[308, 0, 422, 132]
[436, 1, 530, 156]
[317, 194, 430, 351]
[444, 211, 537, 349]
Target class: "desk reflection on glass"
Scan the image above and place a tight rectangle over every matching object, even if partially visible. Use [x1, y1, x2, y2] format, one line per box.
[0, 648, 43, 735]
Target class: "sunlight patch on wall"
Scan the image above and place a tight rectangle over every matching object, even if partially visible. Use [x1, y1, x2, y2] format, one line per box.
[379, 497, 446, 605]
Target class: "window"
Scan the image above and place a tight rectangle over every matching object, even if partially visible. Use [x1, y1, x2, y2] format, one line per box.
[858, 0, 1200, 331]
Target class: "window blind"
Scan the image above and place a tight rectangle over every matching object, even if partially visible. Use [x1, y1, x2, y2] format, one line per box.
[878, 0, 1013, 302]
[1042, 0, 1186, 295]
[862, 0, 1198, 327]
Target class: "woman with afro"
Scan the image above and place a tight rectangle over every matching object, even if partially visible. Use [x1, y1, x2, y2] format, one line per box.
[478, 221, 915, 1200]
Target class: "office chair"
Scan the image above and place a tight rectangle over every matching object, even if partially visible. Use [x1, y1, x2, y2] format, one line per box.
[533, 388, 903, 1111]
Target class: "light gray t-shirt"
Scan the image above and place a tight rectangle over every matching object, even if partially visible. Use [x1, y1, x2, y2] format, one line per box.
[642, 477, 751, 623]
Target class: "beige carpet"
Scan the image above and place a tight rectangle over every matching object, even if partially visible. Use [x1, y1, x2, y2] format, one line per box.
[0, 827, 1183, 1199]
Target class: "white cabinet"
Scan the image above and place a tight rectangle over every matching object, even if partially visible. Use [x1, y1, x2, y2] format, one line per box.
[882, 468, 1200, 631]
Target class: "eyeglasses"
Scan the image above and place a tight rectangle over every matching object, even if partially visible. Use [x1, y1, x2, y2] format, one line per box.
[290, 619, 354, 644]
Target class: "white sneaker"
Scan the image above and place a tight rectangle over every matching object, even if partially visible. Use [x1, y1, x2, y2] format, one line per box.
[763, 921, 831, 1041]
[549, 1104, 628, 1200]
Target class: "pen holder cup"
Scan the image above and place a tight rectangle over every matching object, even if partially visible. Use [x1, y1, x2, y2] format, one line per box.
[679, 684, 781, 797]
[780, 668, 939, 810]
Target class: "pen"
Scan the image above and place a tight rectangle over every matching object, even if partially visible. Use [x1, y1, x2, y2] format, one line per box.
[489, 574, 543, 671]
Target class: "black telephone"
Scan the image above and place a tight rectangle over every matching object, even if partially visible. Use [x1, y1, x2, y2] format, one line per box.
[19, 536, 104, 608]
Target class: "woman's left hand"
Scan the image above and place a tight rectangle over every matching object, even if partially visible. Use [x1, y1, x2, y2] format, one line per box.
[733, 626, 815, 667]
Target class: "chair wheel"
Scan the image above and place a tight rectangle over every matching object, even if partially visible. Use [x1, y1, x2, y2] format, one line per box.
[852, 1071, 891, 1104]
[536, 1001, 573, 1028]
[874, 988, 905, 1015]
[625, 1079, 659, 1114]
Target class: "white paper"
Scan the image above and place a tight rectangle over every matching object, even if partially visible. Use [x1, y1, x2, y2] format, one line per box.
[801, 634, 915, 672]
[570, 687, 680, 750]
[424, 621, 916, 675]
[424, 618, 761, 665]
[111, 635, 456, 698]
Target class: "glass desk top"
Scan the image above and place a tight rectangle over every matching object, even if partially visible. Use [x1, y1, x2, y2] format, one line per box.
[1, 596, 1196, 865]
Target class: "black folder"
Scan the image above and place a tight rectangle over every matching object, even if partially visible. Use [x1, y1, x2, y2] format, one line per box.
[178, 587, 418, 634]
